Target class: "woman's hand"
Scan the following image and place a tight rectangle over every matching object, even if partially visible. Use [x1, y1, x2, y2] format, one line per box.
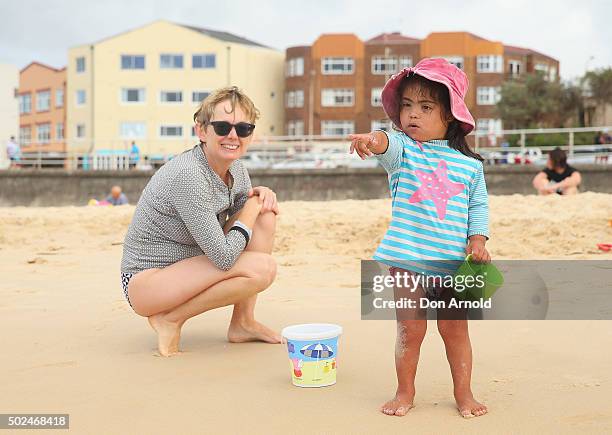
[466, 235, 490, 263]
[249, 186, 279, 215]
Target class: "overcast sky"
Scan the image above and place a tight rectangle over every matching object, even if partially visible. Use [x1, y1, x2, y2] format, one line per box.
[1, 0, 610, 80]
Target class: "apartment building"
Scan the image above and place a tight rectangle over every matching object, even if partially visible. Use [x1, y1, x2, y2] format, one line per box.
[0, 63, 19, 166]
[365, 32, 421, 132]
[18, 62, 66, 153]
[66, 20, 285, 156]
[284, 34, 366, 137]
[285, 32, 559, 137]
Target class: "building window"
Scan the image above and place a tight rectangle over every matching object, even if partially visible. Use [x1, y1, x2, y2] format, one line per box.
[37, 123, 51, 144]
[372, 56, 398, 75]
[286, 120, 304, 136]
[508, 60, 522, 77]
[19, 93, 32, 114]
[160, 125, 183, 137]
[476, 118, 503, 134]
[160, 91, 183, 103]
[285, 90, 304, 108]
[121, 55, 145, 70]
[321, 120, 354, 136]
[160, 54, 183, 69]
[120, 122, 146, 138]
[286, 58, 304, 77]
[55, 88, 64, 108]
[192, 91, 210, 103]
[191, 126, 198, 137]
[192, 54, 216, 69]
[76, 57, 85, 73]
[321, 57, 354, 75]
[477, 55, 503, 73]
[321, 88, 354, 107]
[439, 56, 464, 70]
[36, 90, 50, 112]
[121, 88, 145, 103]
[477, 87, 501, 105]
[56, 122, 64, 140]
[399, 56, 413, 70]
[75, 90, 86, 106]
[371, 87, 383, 107]
[19, 126, 31, 144]
[76, 124, 86, 138]
[371, 119, 392, 131]
[549, 66, 557, 81]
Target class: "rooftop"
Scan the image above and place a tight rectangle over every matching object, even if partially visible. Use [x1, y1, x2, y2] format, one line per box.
[367, 32, 421, 44]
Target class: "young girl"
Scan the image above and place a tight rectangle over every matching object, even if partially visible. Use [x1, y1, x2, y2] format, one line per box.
[349, 58, 490, 418]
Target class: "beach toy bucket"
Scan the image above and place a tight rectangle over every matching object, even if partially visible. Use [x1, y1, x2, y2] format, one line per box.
[281, 323, 342, 388]
[453, 254, 504, 300]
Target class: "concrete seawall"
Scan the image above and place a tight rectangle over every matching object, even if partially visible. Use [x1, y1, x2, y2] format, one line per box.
[1, 165, 610, 206]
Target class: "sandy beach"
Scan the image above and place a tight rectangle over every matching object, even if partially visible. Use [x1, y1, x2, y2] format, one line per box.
[1, 192, 611, 433]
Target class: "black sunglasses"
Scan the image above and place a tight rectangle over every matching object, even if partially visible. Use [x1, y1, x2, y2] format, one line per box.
[210, 121, 255, 138]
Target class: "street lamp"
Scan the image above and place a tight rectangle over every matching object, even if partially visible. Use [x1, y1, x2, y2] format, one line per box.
[585, 55, 595, 74]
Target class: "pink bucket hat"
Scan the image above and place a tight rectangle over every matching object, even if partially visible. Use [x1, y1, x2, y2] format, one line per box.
[381, 57, 475, 135]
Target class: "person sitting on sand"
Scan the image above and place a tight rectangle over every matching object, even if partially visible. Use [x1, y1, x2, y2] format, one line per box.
[105, 186, 129, 206]
[120, 86, 279, 356]
[532, 147, 581, 195]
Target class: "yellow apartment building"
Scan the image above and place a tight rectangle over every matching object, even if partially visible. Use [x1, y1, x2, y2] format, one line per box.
[66, 20, 285, 156]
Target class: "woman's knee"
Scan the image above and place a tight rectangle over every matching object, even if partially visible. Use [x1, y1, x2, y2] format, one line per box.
[242, 253, 277, 291]
[254, 210, 276, 234]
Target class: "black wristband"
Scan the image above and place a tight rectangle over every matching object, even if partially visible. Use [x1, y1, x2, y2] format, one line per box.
[230, 225, 250, 245]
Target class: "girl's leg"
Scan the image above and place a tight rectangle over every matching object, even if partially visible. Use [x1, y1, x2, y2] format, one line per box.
[381, 269, 427, 416]
[226, 211, 280, 343]
[437, 318, 488, 418]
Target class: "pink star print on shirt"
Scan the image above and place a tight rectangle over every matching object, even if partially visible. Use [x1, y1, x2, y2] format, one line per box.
[409, 160, 465, 220]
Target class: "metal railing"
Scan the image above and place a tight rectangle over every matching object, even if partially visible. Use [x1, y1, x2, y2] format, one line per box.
[2, 125, 611, 170]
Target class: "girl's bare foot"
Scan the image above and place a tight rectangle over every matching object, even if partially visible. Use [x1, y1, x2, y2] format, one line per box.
[227, 319, 280, 343]
[380, 390, 415, 416]
[148, 313, 182, 356]
[455, 391, 488, 418]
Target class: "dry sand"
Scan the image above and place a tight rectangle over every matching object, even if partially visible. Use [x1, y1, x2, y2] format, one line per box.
[1, 192, 611, 433]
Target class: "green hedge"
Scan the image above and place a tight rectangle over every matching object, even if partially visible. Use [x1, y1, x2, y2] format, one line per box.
[503, 132, 598, 147]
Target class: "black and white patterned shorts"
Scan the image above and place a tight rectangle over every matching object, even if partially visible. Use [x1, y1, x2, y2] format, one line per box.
[121, 272, 134, 308]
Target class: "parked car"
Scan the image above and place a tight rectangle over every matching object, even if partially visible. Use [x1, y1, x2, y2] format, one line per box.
[320, 149, 380, 168]
[271, 153, 338, 169]
[506, 148, 544, 165]
[241, 152, 270, 170]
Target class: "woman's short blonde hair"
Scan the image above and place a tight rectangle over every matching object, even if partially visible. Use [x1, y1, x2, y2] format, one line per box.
[193, 86, 260, 127]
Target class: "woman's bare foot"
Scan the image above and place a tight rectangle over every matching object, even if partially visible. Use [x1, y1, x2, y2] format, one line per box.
[227, 319, 280, 343]
[148, 313, 182, 356]
[380, 390, 415, 416]
[455, 391, 488, 418]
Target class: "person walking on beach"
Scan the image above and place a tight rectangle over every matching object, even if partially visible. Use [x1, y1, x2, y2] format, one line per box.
[349, 58, 490, 418]
[129, 140, 140, 169]
[121, 86, 279, 356]
[532, 147, 581, 195]
[6, 136, 21, 168]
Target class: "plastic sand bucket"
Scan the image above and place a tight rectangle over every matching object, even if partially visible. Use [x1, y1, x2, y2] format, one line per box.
[281, 323, 342, 388]
[453, 254, 504, 300]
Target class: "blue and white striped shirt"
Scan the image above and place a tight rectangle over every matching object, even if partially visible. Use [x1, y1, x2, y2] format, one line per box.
[374, 131, 489, 276]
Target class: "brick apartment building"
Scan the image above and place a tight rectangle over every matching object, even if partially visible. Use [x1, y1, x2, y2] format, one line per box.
[18, 62, 66, 153]
[284, 32, 559, 137]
